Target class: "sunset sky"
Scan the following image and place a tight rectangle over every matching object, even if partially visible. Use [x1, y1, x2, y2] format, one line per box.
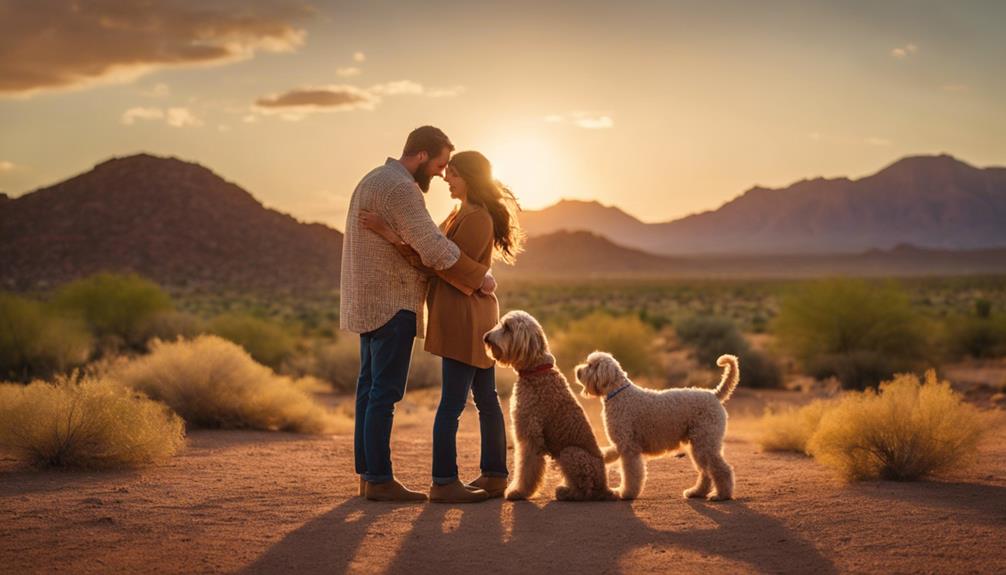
[1, 0, 1004, 227]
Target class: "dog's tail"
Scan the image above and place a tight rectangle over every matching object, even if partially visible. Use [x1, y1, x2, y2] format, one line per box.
[713, 354, 740, 403]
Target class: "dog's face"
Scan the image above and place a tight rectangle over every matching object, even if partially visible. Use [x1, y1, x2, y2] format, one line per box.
[575, 351, 626, 398]
[483, 310, 548, 369]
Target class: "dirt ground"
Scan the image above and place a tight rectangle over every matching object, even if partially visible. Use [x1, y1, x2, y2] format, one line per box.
[2, 389, 1005, 575]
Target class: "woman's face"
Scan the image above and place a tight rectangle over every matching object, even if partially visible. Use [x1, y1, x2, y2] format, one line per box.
[444, 165, 468, 201]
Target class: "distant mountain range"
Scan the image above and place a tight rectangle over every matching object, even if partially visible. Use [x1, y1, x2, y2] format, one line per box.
[1, 153, 1004, 292]
[0, 154, 342, 292]
[521, 155, 1006, 255]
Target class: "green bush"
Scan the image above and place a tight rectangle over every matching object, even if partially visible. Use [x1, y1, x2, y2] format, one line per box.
[943, 316, 1006, 359]
[113, 335, 334, 434]
[209, 313, 296, 369]
[807, 371, 987, 481]
[774, 279, 927, 389]
[552, 312, 657, 378]
[675, 316, 782, 388]
[0, 375, 185, 469]
[52, 273, 173, 350]
[0, 293, 92, 380]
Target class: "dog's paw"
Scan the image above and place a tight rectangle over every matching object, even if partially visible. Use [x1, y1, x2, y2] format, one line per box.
[616, 488, 637, 501]
[707, 492, 733, 502]
[554, 485, 573, 501]
[505, 489, 527, 501]
[683, 487, 710, 499]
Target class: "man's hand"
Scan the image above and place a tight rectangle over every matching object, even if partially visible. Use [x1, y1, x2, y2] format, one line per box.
[479, 271, 497, 295]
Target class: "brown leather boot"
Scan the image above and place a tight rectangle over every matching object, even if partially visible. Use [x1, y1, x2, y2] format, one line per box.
[430, 480, 490, 503]
[365, 478, 428, 502]
[467, 475, 508, 498]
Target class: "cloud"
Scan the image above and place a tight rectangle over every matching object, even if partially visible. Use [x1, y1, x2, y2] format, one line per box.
[252, 80, 465, 120]
[865, 136, 892, 147]
[891, 43, 919, 59]
[336, 67, 361, 77]
[121, 106, 202, 127]
[353, 51, 366, 63]
[545, 112, 614, 129]
[0, 161, 17, 173]
[0, 1, 310, 97]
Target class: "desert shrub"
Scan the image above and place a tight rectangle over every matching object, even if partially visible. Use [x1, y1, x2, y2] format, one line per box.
[675, 316, 782, 388]
[289, 337, 361, 393]
[0, 375, 185, 469]
[774, 279, 927, 389]
[145, 310, 205, 342]
[759, 400, 833, 454]
[0, 293, 92, 380]
[113, 335, 333, 434]
[943, 316, 1006, 359]
[807, 371, 987, 481]
[52, 273, 173, 349]
[408, 347, 442, 390]
[552, 312, 657, 378]
[209, 313, 296, 369]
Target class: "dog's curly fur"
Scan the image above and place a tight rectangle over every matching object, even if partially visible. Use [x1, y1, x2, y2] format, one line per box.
[576, 351, 740, 501]
[484, 311, 615, 502]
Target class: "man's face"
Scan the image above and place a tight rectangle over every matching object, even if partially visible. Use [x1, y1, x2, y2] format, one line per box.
[414, 146, 451, 192]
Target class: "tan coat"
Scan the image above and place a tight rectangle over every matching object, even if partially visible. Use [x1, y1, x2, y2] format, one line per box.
[423, 202, 499, 368]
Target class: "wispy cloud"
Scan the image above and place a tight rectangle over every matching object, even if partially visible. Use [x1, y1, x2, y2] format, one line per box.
[545, 112, 614, 129]
[252, 80, 465, 120]
[336, 67, 362, 77]
[891, 43, 919, 59]
[865, 136, 892, 147]
[140, 83, 171, 98]
[353, 52, 366, 63]
[0, 2, 309, 97]
[121, 106, 202, 127]
[0, 160, 17, 173]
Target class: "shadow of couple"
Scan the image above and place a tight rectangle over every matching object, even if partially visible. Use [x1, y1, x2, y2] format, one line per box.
[241, 495, 838, 574]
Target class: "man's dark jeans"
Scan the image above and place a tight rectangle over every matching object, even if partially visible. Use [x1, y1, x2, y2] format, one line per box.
[354, 310, 416, 484]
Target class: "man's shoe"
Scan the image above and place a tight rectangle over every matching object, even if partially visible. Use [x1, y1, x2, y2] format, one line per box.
[430, 480, 490, 503]
[365, 478, 428, 502]
[467, 475, 508, 498]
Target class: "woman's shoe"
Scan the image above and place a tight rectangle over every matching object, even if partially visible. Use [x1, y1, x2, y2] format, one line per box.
[430, 480, 490, 503]
[467, 475, 508, 498]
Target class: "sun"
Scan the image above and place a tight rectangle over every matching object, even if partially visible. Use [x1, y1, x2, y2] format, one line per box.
[482, 134, 565, 210]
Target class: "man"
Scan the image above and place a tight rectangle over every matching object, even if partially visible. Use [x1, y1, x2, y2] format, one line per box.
[340, 126, 496, 502]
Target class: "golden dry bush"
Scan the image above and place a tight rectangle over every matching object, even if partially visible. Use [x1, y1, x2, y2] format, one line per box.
[0, 376, 184, 469]
[759, 400, 833, 454]
[807, 371, 987, 481]
[113, 335, 334, 434]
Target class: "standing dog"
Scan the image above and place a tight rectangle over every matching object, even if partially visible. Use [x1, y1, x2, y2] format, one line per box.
[484, 311, 615, 501]
[576, 351, 740, 501]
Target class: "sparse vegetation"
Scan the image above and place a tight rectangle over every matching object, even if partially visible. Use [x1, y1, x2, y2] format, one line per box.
[113, 335, 334, 434]
[52, 273, 173, 350]
[806, 371, 987, 481]
[774, 279, 928, 389]
[0, 375, 185, 469]
[675, 316, 782, 388]
[759, 400, 833, 454]
[0, 293, 92, 380]
[209, 313, 296, 369]
[551, 312, 658, 378]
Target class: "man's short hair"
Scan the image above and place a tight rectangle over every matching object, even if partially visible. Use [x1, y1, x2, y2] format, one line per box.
[403, 126, 454, 158]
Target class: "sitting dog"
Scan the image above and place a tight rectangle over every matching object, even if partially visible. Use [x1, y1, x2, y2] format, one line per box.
[483, 311, 615, 501]
[576, 351, 740, 501]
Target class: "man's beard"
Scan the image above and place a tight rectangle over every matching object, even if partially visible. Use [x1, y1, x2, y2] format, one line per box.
[413, 160, 433, 192]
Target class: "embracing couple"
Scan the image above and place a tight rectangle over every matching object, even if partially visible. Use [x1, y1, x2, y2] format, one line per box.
[340, 126, 523, 503]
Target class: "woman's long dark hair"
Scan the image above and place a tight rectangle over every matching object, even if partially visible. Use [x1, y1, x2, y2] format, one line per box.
[448, 151, 525, 264]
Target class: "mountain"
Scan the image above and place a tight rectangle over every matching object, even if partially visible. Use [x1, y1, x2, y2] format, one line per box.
[521, 155, 1006, 255]
[0, 154, 343, 292]
[499, 230, 678, 276]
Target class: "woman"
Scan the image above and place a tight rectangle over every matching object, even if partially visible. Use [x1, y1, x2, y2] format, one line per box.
[360, 150, 523, 503]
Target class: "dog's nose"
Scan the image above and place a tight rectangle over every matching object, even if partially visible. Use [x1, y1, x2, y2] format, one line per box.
[483, 332, 491, 343]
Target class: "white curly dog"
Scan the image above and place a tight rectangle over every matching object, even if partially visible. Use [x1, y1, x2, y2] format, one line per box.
[575, 351, 740, 501]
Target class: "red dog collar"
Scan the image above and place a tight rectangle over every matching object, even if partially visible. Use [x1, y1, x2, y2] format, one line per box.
[518, 363, 554, 377]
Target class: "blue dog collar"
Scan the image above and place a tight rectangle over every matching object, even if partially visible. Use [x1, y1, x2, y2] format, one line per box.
[605, 383, 631, 401]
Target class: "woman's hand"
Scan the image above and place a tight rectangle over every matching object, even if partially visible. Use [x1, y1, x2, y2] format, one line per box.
[359, 210, 401, 244]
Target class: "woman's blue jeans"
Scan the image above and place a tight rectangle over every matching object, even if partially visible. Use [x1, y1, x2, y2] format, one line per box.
[432, 357, 509, 485]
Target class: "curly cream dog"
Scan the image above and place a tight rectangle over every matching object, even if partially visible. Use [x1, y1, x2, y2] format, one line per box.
[576, 351, 740, 501]
[484, 311, 615, 501]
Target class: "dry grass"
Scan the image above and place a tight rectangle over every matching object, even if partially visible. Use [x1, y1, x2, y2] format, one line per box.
[806, 371, 988, 481]
[113, 335, 335, 434]
[0, 375, 184, 469]
[759, 400, 833, 454]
